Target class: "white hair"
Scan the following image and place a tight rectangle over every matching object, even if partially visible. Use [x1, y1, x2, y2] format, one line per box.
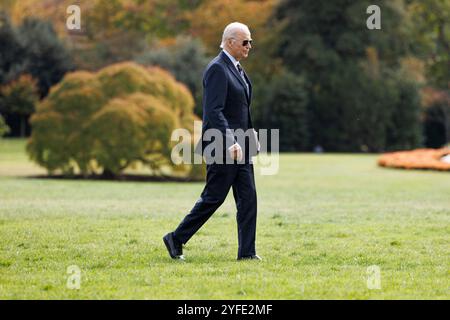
[220, 22, 250, 49]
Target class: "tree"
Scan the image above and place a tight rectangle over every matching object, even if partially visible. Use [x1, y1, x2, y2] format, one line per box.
[0, 0, 17, 12]
[18, 17, 73, 97]
[274, 0, 413, 76]
[272, 0, 423, 151]
[0, 114, 9, 137]
[187, 0, 280, 78]
[386, 77, 423, 150]
[422, 87, 450, 147]
[27, 62, 203, 179]
[135, 36, 211, 116]
[9, 0, 205, 71]
[9, 0, 80, 36]
[407, 0, 449, 147]
[0, 12, 26, 85]
[188, 0, 275, 54]
[0, 13, 72, 136]
[408, 0, 450, 89]
[0, 14, 73, 96]
[0, 74, 39, 137]
[254, 72, 309, 151]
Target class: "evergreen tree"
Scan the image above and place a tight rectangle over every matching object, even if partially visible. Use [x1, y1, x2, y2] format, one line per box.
[273, 0, 422, 151]
[0, 12, 26, 85]
[18, 18, 73, 97]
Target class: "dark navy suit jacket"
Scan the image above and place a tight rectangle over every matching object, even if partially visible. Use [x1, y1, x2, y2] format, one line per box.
[198, 51, 256, 162]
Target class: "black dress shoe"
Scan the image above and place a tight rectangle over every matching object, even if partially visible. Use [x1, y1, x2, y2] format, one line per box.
[237, 255, 262, 261]
[163, 232, 184, 260]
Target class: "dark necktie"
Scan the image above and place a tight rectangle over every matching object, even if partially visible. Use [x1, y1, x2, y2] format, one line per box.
[236, 63, 249, 96]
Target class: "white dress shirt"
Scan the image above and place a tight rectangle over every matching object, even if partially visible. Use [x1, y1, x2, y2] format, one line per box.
[223, 49, 241, 73]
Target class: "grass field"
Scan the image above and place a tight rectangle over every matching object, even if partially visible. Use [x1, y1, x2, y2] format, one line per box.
[0, 138, 449, 299]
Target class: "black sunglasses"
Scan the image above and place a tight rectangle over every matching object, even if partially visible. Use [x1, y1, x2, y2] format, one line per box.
[231, 38, 252, 47]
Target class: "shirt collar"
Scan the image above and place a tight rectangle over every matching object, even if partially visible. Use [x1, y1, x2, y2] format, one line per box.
[222, 49, 240, 69]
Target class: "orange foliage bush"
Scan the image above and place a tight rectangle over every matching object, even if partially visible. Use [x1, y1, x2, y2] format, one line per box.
[378, 148, 450, 171]
[27, 62, 203, 179]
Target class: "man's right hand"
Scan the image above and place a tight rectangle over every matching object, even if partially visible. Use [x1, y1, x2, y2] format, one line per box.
[228, 143, 243, 161]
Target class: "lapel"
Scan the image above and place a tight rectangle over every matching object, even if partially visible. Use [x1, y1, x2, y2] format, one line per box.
[220, 51, 251, 103]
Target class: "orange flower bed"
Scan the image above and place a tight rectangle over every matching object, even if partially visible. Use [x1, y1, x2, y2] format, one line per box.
[378, 148, 450, 171]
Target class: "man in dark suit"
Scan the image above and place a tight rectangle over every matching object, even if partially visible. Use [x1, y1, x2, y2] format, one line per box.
[163, 22, 261, 261]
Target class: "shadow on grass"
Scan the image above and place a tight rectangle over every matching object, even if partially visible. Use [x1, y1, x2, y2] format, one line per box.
[22, 174, 204, 183]
[154, 254, 246, 264]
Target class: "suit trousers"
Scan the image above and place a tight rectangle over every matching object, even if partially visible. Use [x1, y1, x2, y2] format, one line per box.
[173, 163, 257, 258]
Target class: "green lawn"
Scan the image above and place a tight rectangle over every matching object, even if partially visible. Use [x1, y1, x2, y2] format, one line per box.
[0, 138, 449, 299]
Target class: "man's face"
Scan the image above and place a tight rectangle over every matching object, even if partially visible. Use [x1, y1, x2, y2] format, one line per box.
[228, 30, 252, 61]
